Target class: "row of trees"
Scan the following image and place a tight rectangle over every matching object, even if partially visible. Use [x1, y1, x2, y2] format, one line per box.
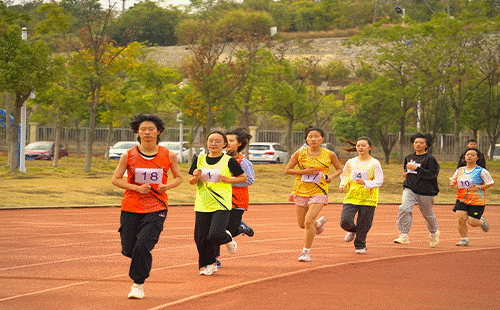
[2, 1, 500, 173]
[1, 1, 346, 172]
[342, 11, 500, 163]
[6, 0, 500, 48]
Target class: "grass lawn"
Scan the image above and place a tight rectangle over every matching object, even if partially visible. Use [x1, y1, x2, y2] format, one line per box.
[0, 156, 499, 208]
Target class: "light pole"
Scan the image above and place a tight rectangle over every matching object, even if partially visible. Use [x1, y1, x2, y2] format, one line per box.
[395, 6, 405, 28]
[19, 27, 27, 173]
[395, 7, 420, 130]
[176, 112, 183, 163]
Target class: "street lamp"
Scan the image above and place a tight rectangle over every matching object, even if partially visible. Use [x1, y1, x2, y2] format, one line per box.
[395, 6, 405, 28]
[176, 111, 183, 163]
[19, 27, 27, 173]
[394, 7, 420, 130]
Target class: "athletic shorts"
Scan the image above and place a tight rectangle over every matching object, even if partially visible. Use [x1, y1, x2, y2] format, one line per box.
[288, 194, 328, 207]
[453, 200, 485, 219]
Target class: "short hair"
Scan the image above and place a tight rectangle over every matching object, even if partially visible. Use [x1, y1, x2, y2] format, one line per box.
[226, 128, 252, 152]
[464, 147, 485, 168]
[466, 139, 477, 144]
[130, 113, 165, 144]
[410, 132, 433, 150]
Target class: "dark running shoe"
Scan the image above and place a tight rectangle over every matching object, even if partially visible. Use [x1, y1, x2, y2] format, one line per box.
[240, 221, 254, 237]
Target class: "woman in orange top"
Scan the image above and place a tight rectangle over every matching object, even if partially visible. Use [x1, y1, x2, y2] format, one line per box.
[112, 113, 182, 299]
[214, 128, 255, 267]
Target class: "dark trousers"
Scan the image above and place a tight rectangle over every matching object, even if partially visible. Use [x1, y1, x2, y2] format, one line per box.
[340, 204, 375, 250]
[194, 210, 232, 269]
[119, 210, 166, 284]
[215, 208, 245, 257]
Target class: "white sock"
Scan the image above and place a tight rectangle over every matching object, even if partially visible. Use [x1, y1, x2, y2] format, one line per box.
[462, 237, 469, 241]
[302, 247, 310, 254]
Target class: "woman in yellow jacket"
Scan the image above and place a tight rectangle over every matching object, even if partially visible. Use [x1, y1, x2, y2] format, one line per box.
[339, 137, 383, 254]
[189, 131, 247, 275]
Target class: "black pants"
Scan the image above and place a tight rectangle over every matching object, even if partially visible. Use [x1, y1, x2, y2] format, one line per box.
[215, 208, 245, 257]
[119, 210, 166, 284]
[194, 210, 232, 269]
[340, 204, 375, 250]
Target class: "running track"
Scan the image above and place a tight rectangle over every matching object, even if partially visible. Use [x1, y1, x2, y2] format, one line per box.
[1, 204, 499, 310]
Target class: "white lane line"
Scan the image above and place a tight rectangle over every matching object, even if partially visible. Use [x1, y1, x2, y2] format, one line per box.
[147, 246, 500, 310]
[1, 244, 498, 304]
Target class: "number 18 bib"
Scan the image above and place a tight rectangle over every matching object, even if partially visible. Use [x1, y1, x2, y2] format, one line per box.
[135, 168, 163, 184]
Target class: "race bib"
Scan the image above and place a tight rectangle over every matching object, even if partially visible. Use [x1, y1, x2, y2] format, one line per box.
[135, 168, 163, 184]
[301, 171, 323, 183]
[407, 161, 421, 174]
[351, 170, 369, 180]
[200, 169, 221, 183]
[457, 177, 474, 189]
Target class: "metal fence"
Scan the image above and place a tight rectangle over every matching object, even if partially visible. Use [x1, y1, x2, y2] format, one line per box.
[0, 124, 493, 162]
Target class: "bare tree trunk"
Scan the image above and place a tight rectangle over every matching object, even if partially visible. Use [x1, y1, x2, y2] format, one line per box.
[285, 118, 293, 163]
[453, 109, 461, 160]
[85, 107, 97, 172]
[53, 122, 62, 167]
[105, 122, 113, 165]
[85, 84, 100, 172]
[75, 120, 81, 158]
[398, 113, 406, 164]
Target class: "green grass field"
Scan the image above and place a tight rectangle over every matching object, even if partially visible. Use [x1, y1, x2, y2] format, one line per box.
[0, 156, 498, 208]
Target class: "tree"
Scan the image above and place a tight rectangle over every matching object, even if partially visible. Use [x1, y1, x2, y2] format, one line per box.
[0, 23, 57, 172]
[29, 55, 81, 167]
[259, 57, 320, 159]
[176, 18, 247, 136]
[67, 1, 140, 171]
[133, 60, 182, 114]
[415, 14, 493, 158]
[344, 76, 400, 164]
[112, 1, 184, 47]
[349, 20, 420, 163]
[474, 36, 500, 160]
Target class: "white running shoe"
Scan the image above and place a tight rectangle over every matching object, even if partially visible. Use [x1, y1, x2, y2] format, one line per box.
[429, 230, 440, 248]
[394, 233, 409, 244]
[355, 248, 366, 254]
[225, 230, 238, 254]
[315, 216, 327, 235]
[298, 251, 311, 262]
[480, 216, 490, 232]
[199, 263, 218, 276]
[128, 283, 145, 299]
[345, 232, 356, 242]
[456, 239, 470, 246]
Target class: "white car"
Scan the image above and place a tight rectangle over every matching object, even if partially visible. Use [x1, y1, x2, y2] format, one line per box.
[158, 141, 195, 163]
[248, 142, 288, 164]
[488, 144, 500, 161]
[108, 141, 139, 159]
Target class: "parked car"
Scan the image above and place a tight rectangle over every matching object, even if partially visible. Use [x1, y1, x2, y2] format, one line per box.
[25, 141, 68, 160]
[488, 144, 500, 161]
[248, 142, 288, 164]
[108, 141, 139, 160]
[299, 142, 340, 157]
[158, 141, 195, 163]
